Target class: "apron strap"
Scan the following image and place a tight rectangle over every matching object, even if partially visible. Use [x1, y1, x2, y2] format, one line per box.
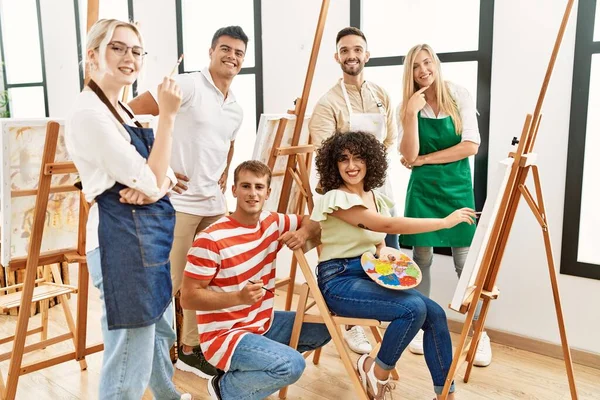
[340, 79, 354, 117]
[87, 80, 143, 128]
[364, 84, 386, 116]
[340, 80, 386, 117]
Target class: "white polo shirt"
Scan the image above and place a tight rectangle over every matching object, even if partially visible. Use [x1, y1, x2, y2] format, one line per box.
[169, 67, 243, 216]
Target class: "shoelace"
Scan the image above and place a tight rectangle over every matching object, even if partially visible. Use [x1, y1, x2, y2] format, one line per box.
[349, 327, 370, 345]
[192, 347, 211, 368]
[372, 381, 396, 400]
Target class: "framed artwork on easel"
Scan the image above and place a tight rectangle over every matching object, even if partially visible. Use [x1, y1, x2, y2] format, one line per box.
[253, 113, 311, 213]
[0, 118, 79, 267]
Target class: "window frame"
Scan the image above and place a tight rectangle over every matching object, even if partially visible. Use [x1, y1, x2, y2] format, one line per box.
[350, 0, 494, 256]
[0, 0, 49, 117]
[561, 0, 600, 280]
[175, 0, 264, 127]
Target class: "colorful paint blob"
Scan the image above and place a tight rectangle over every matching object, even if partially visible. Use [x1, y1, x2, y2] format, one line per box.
[360, 247, 422, 290]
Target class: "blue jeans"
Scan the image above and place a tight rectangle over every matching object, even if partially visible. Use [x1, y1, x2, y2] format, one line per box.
[87, 248, 181, 400]
[412, 246, 482, 320]
[220, 311, 331, 400]
[317, 256, 455, 395]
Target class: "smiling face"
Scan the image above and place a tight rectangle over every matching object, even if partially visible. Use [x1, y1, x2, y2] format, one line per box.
[337, 149, 367, 187]
[209, 35, 246, 79]
[412, 49, 437, 89]
[232, 170, 271, 217]
[89, 26, 143, 87]
[335, 34, 370, 77]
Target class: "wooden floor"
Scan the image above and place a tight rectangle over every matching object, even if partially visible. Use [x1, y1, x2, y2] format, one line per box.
[0, 274, 598, 400]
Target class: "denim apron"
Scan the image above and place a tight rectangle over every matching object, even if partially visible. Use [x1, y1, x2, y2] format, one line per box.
[400, 113, 475, 247]
[88, 80, 175, 330]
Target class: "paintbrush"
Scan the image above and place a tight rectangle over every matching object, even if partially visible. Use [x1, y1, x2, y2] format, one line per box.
[248, 280, 278, 296]
[170, 54, 184, 77]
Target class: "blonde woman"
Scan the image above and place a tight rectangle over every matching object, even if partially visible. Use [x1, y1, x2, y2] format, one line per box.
[397, 44, 491, 366]
[66, 19, 190, 399]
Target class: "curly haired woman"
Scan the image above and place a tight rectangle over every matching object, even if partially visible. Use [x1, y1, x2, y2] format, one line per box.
[311, 131, 475, 399]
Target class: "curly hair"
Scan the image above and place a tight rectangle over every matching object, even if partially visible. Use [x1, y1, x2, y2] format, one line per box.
[315, 131, 387, 193]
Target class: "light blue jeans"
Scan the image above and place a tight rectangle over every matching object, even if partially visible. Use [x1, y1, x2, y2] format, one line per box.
[87, 248, 181, 400]
[412, 246, 482, 319]
[220, 311, 331, 400]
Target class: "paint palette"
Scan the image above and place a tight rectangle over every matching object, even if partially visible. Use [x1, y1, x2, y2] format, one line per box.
[360, 247, 422, 290]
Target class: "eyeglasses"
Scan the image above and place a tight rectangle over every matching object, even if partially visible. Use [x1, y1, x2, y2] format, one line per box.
[106, 41, 147, 59]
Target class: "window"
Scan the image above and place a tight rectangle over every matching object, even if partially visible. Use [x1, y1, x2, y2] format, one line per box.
[562, 0, 600, 279]
[351, 0, 494, 255]
[0, 0, 48, 117]
[176, 0, 263, 209]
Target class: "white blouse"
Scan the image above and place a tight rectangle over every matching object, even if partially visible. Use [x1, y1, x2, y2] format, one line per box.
[66, 89, 175, 252]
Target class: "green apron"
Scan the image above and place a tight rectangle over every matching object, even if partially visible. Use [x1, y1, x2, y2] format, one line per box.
[400, 113, 476, 247]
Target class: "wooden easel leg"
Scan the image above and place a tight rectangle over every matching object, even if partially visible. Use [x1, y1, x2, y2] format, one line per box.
[284, 257, 298, 311]
[75, 261, 90, 365]
[40, 299, 49, 344]
[440, 300, 479, 399]
[50, 265, 87, 371]
[530, 167, 578, 399]
[0, 371, 5, 395]
[40, 265, 51, 345]
[464, 297, 491, 382]
[4, 266, 38, 399]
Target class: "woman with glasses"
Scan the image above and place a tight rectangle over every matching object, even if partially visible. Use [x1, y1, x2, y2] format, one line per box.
[65, 19, 188, 399]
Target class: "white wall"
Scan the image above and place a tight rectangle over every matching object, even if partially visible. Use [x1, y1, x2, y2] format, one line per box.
[262, 0, 350, 114]
[24, 0, 600, 355]
[40, 0, 81, 118]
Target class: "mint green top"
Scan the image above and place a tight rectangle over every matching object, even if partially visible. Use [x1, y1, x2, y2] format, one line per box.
[311, 189, 394, 262]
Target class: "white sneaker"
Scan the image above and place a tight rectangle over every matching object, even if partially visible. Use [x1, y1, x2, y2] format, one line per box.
[473, 331, 492, 367]
[180, 394, 193, 400]
[344, 326, 372, 354]
[408, 330, 424, 355]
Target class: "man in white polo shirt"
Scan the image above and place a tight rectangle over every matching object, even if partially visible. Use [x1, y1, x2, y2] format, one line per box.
[167, 26, 248, 379]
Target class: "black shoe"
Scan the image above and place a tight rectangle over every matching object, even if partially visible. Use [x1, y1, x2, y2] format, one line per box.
[207, 373, 223, 400]
[175, 345, 220, 379]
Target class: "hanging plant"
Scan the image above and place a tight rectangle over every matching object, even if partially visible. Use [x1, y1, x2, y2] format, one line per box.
[0, 90, 9, 118]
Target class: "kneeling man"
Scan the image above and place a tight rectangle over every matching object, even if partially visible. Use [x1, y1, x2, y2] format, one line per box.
[181, 160, 330, 400]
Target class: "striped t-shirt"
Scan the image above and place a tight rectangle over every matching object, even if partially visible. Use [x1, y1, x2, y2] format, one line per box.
[184, 211, 300, 371]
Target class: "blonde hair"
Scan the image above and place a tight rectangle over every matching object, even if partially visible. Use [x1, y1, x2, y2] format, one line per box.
[401, 44, 462, 134]
[85, 19, 144, 76]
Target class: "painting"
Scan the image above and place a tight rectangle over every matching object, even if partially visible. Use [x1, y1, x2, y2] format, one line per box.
[0, 119, 80, 266]
[450, 158, 514, 312]
[252, 114, 311, 213]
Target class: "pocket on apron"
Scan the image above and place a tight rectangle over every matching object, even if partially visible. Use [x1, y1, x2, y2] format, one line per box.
[132, 209, 176, 267]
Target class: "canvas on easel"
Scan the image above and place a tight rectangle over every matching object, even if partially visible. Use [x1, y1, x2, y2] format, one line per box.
[450, 157, 513, 312]
[441, 0, 579, 398]
[0, 120, 103, 400]
[0, 119, 80, 267]
[253, 114, 311, 214]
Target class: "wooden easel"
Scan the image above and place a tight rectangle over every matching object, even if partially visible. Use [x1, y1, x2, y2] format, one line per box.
[270, 0, 330, 312]
[1, 122, 103, 400]
[441, 1, 578, 398]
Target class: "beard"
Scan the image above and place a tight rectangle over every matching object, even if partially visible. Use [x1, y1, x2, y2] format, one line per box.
[341, 60, 364, 76]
